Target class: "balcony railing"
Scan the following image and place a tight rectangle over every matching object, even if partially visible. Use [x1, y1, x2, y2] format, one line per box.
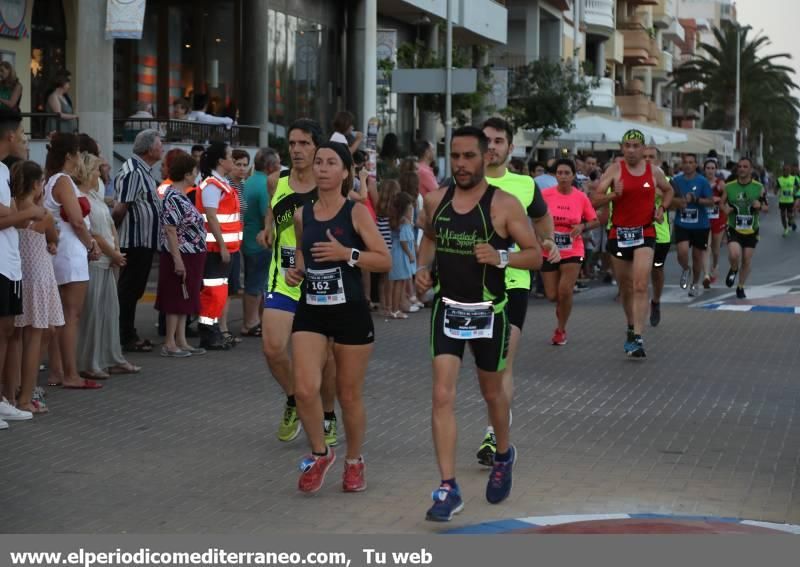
[22, 113, 80, 140]
[584, 0, 615, 35]
[622, 28, 658, 65]
[652, 0, 676, 28]
[588, 77, 616, 109]
[653, 50, 674, 78]
[607, 31, 624, 64]
[617, 94, 651, 122]
[113, 119, 260, 147]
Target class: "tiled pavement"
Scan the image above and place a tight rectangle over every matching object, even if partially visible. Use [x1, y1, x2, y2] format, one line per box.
[2, 282, 800, 534]
[3, 200, 800, 534]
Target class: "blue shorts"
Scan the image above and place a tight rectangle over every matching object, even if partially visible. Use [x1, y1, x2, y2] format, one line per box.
[263, 291, 298, 314]
[243, 250, 271, 296]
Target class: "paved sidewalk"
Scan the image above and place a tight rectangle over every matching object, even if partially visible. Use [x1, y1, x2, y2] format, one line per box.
[2, 281, 800, 534]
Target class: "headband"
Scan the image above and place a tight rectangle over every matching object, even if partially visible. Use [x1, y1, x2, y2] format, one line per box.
[621, 129, 645, 144]
[317, 141, 353, 170]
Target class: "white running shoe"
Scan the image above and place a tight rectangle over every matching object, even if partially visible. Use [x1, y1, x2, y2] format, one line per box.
[0, 398, 33, 421]
[0, 418, 8, 430]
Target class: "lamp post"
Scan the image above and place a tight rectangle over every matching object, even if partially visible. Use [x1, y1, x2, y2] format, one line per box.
[445, 0, 453, 178]
[733, 23, 751, 156]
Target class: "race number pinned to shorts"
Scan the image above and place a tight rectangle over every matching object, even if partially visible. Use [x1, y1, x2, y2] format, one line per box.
[735, 214, 754, 231]
[616, 226, 644, 248]
[305, 268, 346, 305]
[280, 246, 296, 277]
[442, 298, 494, 340]
[554, 232, 573, 251]
[707, 205, 720, 220]
[680, 208, 699, 224]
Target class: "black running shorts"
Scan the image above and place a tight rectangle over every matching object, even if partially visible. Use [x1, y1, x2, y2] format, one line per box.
[727, 227, 759, 249]
[653, 243, 671, 268]
[674, 226, 710, 250]
[540, 256, 583, 272]
[292, 300, 375, 345]
[606, 238, 656, 262]
[430, 297, 509, 373]
[506, 288, 529, 331]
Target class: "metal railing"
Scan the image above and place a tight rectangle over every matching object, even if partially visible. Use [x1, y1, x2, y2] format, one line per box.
[113, 119, 260, 147]
[22, 112, 80, 140]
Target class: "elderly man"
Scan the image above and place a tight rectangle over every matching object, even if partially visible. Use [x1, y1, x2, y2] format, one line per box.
[113, 129, 164, 352]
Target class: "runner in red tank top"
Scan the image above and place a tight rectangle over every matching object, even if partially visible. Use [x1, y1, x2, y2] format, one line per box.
[592, 130, 673, 358]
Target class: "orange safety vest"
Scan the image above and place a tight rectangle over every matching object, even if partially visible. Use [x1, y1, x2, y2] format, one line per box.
[157, 179, 172, 199]
[195, 175, 242, 253]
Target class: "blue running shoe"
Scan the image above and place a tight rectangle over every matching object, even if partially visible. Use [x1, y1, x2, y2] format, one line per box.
[486, 445, 516, 504]
[627, 338, 646, 358]
[425, 484, 464, 522]
[624, 340, 638, 355]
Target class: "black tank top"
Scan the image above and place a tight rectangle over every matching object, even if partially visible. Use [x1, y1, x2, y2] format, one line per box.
[301, 199, 366, 304]
[432, 184, 510, 304]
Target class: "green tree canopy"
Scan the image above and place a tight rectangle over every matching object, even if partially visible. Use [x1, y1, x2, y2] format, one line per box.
[502, 59, 595, 151]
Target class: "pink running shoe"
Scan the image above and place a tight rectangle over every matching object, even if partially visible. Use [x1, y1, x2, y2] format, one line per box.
[343, 458, 367, 492]
[298, 448, 336, 493]
[551, 328, 567, 346]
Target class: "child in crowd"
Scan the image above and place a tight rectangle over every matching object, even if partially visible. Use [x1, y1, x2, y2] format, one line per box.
[387, 192, 416, 319]
[8, 161, 63, 413]
[375, 179, 399, 316]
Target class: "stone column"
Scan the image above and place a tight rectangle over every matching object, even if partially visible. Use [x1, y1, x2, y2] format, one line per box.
[241, 0, 271, 147]
[74, 0, 113, 157]
[420, 23, 439, 149]
[524, 0, 540, 63]
[596, 40, 606, 77]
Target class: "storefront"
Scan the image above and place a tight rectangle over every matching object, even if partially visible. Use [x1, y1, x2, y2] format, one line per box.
[112, 0, 343, 138]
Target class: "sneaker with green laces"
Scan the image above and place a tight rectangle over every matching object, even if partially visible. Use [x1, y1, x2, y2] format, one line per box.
[476, 430, 497, 467]
[324, 417, 338, 447]
[277, 403, 302, 442]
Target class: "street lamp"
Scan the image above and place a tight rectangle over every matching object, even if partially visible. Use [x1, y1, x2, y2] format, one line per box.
[733, 22, 752, 156]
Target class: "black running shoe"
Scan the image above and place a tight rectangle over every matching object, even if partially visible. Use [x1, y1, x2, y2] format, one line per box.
[736, 286, 746, 299]
[725, 269, 738, 288]
[650, 301, 661, 327]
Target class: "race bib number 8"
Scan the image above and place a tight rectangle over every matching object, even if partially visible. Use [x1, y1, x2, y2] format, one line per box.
[554, 232, 573, 251]
[280, 246, 296, 276]
[617, 226, 644, 248]
[735, 214, 754, 231]
[442, 298, 494, 340]
[305, 268, 346, 305]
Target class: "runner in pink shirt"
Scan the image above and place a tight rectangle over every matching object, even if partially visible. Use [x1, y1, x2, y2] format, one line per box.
[541, 159, 601, 346]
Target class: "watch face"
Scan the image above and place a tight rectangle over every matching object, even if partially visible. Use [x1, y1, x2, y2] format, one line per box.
[352, 250, 360, 261]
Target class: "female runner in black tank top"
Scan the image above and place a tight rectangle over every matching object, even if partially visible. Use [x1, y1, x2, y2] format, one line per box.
[285, 142, 391, 494]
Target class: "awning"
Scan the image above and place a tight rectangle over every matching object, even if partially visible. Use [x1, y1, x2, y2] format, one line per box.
[661, 129, 735, 159]
[553, 114, 689, 146]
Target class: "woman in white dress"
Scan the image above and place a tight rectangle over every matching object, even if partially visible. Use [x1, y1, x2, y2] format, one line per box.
[43, 133, 102, 389]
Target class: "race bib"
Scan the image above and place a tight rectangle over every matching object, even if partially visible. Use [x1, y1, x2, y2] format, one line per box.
[280, 246, 296, 276]
[680, 208, 699, 224]
[617, 226, 644, 248]
[735, 214, 754, 231]
[442, 298, 494, 340]
[305, 267, 346, 305]
[707, 205, 720, 220]
[554, 232, 573, 251]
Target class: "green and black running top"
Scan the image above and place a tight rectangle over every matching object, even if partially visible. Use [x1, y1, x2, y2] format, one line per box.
[432, 184, 511, 308]
[267, 172, 318, 301]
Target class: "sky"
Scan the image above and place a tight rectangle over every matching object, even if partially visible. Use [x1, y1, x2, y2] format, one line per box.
[734, 0, 800, 96]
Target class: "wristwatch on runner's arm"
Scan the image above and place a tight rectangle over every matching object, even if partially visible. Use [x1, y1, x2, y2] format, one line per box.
[347, 248, 361, 267]
[496, 250, 509, 269]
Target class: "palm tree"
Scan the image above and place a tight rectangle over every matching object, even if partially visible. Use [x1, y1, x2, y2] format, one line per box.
[670, 24, 800, 164]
